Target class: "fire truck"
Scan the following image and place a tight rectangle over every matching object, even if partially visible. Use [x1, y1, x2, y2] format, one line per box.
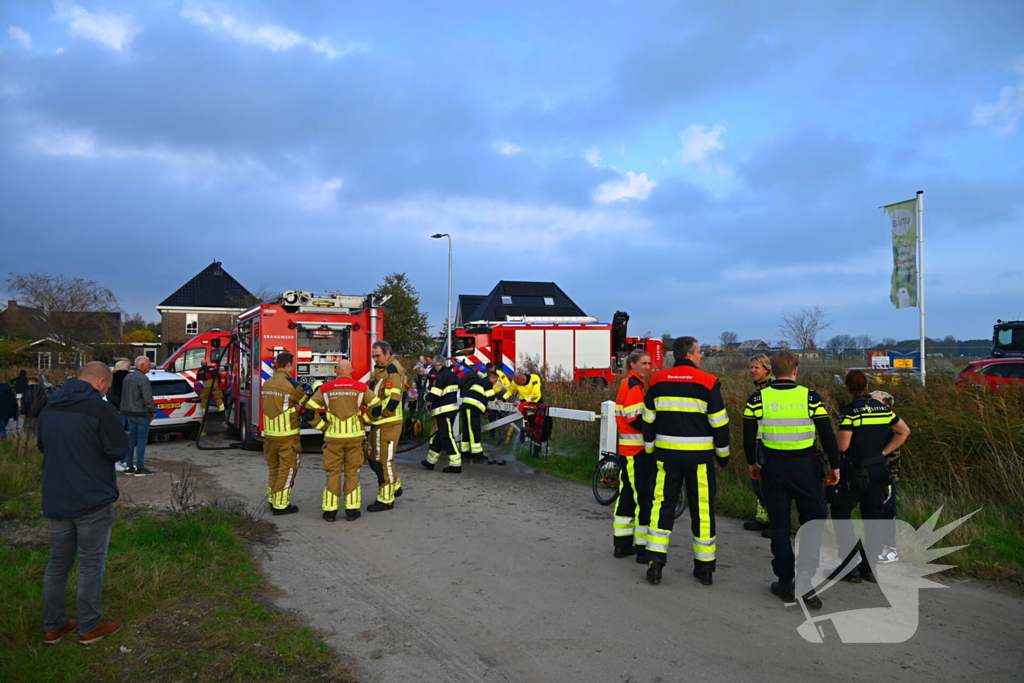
[162, 329, 233, 390]
[224, 290, 388, 449]
[452, 310, 663, 384]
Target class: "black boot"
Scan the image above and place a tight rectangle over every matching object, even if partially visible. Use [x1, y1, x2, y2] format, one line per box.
[442, 466, 462, 473]
[366, 501, 393, 512]
[770, 579, 795, 602]
[761, 529, 772, 538]
[613, 545, 636, 559]
[801, 587, 823, 609]
[421, 460, 435, 470]
[693, 568, 713, 585]
[322, 510, 338, 522]
[827, 565, 862, 583]
[635, 547, 649, 564]
[272, 504, 299, 516]
[646, 561, 663, 585]
[345, 510, 361, 522]
[743, 519, 770, 531]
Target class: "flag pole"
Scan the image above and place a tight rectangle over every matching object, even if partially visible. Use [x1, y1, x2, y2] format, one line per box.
[917, 190, 926, 386]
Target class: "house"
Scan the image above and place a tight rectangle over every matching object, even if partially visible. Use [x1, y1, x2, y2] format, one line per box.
[738, 339, 770, 352]
[156, 261, 255, 362]
[1, 300, 122, 369]
[457, 281, 590, 327]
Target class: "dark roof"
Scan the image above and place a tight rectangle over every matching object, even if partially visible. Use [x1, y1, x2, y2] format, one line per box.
[159, 261, 255, 308]
[461, 281, 587, 324]
[455, 295, 486, 327]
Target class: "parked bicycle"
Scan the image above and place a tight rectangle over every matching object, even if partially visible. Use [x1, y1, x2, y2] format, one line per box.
[592, 452, 686, 519]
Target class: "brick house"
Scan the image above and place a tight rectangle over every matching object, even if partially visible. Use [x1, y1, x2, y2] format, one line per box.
[156, 261, 255, 362]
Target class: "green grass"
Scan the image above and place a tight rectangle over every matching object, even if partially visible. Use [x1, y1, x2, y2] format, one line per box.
[0, 437, 357, 683]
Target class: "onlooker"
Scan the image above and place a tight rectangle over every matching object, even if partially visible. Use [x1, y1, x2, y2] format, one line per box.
[0, 382, 17, 439]
[39, 361, 128, 646]
[119, 357, 156, 476]
[20, 376, 49, 434]
[12, 369, 29, 396]
[743, 355, 773, 538]
[107, 360, 132, 473]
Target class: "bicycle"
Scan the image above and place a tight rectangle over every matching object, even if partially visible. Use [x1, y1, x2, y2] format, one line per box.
[592, 453, 686, 519]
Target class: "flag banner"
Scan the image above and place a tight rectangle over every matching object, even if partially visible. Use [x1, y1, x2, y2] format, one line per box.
[885, 198, 918, 309]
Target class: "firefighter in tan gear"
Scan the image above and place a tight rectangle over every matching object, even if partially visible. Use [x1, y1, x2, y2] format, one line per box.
[261, 351, 310, 516]
[365, 341, 405, 511]
[306, 359, 377, 522]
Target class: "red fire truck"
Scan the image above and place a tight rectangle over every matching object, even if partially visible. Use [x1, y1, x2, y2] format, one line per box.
[224, 290, 388, 449]
[452, 310, 663, 384]
[162, 329, 233, 388]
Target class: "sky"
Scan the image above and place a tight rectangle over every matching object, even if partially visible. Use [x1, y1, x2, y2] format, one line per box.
[1, 0, 1022, 347]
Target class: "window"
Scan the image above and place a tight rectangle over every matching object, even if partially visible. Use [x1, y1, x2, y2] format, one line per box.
[185, 313, 198, 335]
[982, 363, 1019, 378]
[544, 297, 555, 306]
[151, 378, 196, 397]
[144, 348, 157, 363]
[37, 352, 52, 369]
[501, 296, 512, 305]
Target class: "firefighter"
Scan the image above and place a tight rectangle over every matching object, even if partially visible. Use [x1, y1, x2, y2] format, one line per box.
[306, 359, 377, 522]
[642, 337, 730, 587]
[488, 369, 510, 401]
[829, 371, 910, 583]
[744, 351, 840, 608]
[365, 341, 405, 511]
[612, 349, 653, 562]
[743, 354, 773, 537]
[261, 352, 310, 516]
[459, 364, 495, 464]
[423, 355, 461, 473]
[196, 358, 225, 413]
[511, 370, 542, 404]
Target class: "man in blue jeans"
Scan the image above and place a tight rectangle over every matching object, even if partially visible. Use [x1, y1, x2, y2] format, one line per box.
[38, 361, 129, 645]
[119, 356, 156, 476]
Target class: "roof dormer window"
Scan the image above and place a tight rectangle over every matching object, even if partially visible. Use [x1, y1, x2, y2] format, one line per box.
[501, 296, 512, 305]
[544, 297, 554, 306]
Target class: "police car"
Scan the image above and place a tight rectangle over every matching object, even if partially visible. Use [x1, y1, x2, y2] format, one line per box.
[146, 370, 204, 439]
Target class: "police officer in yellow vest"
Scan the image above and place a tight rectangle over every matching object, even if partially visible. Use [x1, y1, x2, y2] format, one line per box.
[306, 359, 378, 522]
[261, 351, 310, 516]
[365, 341, 405, 511]
[743, 351, 840, 608]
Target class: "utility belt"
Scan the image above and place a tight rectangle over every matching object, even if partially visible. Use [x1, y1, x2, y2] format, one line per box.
[840, 453, 887, 493]
[759, 446, 829, 481]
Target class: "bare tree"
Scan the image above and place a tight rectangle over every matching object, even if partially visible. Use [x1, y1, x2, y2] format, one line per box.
[824, 334, 856, 355]
[6, 272, 121, 347]
[719, 330, 739, 347]
[852, 335, 877, 349]
[778, 305, 831, 350]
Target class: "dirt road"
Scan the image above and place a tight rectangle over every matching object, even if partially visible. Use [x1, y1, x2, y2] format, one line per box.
[124, 437, 1023, 683]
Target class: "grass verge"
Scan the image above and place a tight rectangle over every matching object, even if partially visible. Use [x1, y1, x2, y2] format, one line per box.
[0, 436, 357, 683]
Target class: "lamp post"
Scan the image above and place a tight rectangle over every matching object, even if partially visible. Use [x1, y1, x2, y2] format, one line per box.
[431, 233, 452, 357]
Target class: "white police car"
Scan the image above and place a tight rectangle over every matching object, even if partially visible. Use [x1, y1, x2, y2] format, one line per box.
[147, 370, 203, 440]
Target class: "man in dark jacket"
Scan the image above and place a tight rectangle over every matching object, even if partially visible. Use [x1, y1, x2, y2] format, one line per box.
[0, 382, 17, 439]
[20, 376, 48, 434]
[38, 361, 128, 646]
[12, 369, 28, 395]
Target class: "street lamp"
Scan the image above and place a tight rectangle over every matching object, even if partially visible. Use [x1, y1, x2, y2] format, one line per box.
[431, 233, 452, 357]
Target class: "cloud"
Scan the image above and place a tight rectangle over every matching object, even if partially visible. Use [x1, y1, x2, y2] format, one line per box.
[680, 123, 726, 163]
[492, 139, 523, 155]
[181, 1, 366, 60]
[297, 177, 343, 210]
[593, 171, 656, 204]
[582, 146, 602, 166]
[53, 1, 142, 51]
[8, 26, 32, 49]
[972, 57, 1024, 135]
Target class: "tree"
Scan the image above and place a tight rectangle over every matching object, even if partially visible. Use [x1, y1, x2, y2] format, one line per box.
[372, 272, 434, 356]
[661, 331, 674, 344]
[719, 331, 739, 347]
[778, 305, 831, 350]
[6, 272, 121, 347]
[123, 312, 149, 333]
[824, 334, 856, 355]
[881, 337, 898, 348]
[852, 335, 877, 349]
[124, 329, 158, 343]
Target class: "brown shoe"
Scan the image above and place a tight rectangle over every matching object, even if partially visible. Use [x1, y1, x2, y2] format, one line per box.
[79, 620, 122, 646]
[44, 619, 79, 645]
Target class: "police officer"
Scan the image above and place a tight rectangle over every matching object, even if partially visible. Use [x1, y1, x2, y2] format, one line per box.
[261, 352, 310, 516]
[612, 349, 653, 562]
[511, 370, 542, 404]
[829, 370, 910, 583]
[366, 341, 406, 511]
[744, 351, 840, 607]
[458, 364, 495, 463]
[196, 358, 225, 413]
[743, 354, 773, 537]
[306, 359, 377, 522]
[642, 337, 730, 587]
[423, 355, 461, 473]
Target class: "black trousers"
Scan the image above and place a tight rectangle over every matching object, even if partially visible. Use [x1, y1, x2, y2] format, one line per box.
[648, 458, 717, 571]
[830, 461, 890, 573]
[613, 453, 654, 550]
[426, 412, 459, 466]
[761, 458, 828, 581]
[459, 406, 483, 455]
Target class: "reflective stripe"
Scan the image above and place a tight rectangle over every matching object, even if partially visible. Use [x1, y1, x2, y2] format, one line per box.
[759, 386, 815, 450]
[762, 431, 816, 442]
[463, 397, 487, 411]
[655, 434, 714, 445]
[647, 528, 670, 553]
[693, 538, 716, 562]
[715, 445, 730, 456]
[322, 488, 339, 511]
[617, 433, 644, 442]
[616, 402, 644, 419]
[653, 397, 708, 412]
[642, 407, 656, 423]
[761, 417, 814, 427]
[707, 409, 729, 427]
[697, 464, 711, 538]
[344, 487, 361, 510]
[431, 404, 459, 416]
[613, 516, 634, 537]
